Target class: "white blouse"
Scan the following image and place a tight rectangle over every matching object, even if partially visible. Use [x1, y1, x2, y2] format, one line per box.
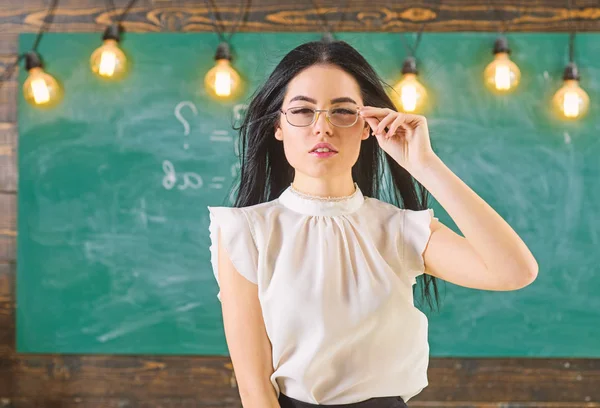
[207, 183, 436, 404]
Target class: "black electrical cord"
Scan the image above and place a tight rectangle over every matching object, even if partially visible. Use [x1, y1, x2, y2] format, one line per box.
[567, 0, 577, 63]
[486, 0, 525, 36]
[561, 0, 581, 81]
[399, 20, 426, 58]
[0, 0, 59, 88]
[488, 0, 506, 35]
[32, 0, 60, 52]
[310, 0, 348, 40]
[399, 0, 440, 59]
[568, 31, 575, 63]
[106, 0, 138, 24]
[102, 0, 138, 43]
[203, 0, 252, 45]
[0, 55, 25, 88]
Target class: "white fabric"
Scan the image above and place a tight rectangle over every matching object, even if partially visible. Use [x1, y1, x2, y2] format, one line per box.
[207, 183, 436, 404]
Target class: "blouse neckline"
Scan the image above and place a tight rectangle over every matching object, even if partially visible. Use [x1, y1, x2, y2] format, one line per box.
[278, 182, 365, 217]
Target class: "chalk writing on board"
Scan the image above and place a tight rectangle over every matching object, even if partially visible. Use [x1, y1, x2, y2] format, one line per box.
[174, 101, 198, 150]
[208, 176, 225, 189]
[162, 102, 249, 191]
[162, 160, 203, 190]
[210, 130, 232, 142]
[120, 198, 166, 227]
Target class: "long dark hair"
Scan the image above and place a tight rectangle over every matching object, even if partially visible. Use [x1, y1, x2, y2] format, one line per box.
[230, 39, 442, 313]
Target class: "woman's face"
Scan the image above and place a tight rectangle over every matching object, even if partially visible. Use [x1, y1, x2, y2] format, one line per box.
[275, 64, 370, 181]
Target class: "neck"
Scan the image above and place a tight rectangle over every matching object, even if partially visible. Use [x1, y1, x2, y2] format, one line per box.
[290, 174, 356, 198]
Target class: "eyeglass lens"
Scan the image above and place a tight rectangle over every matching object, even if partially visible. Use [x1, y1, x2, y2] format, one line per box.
[286, 107, 359, 127]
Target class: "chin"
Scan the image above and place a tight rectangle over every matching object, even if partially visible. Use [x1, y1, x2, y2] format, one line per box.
[294, 165, 352, 180]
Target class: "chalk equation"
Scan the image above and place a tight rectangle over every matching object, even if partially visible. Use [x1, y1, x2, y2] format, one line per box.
[174, 101, 197, 150]
[162, 101, 247, 194]
[162, 160, 240, 191]
[172, 100, 247, 148]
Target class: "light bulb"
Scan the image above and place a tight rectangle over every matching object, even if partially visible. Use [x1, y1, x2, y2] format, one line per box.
[205, 59, 241, 98]
[91, 24, 127, 80]
[392, 57, 427, 113]
[204, 42, 242, 99]
[484, 53, 521, 92]
[484, 37, 521, 93]
[91, 39, 127, 79]
[552, 63, 590, 120]
[23, 52, 61, 107]
[393, 73, 427, 113]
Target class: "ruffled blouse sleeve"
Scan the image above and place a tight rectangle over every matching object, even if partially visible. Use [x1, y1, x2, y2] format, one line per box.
[402, 208, 437, 285]
[207, 206, 259, 302]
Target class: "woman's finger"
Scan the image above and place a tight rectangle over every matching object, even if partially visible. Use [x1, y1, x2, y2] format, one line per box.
[359, 106, 391, 119]
[364, 117, 387, 144]
[375, 113, 396, 136]
[360, 106, 391, 113]
[387, 115, 408, 138]
[363, 117, 380, 134]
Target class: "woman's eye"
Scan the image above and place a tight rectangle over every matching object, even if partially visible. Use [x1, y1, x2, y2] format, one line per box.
[290, 108, 314, 114]
[332, 108, 356, 115]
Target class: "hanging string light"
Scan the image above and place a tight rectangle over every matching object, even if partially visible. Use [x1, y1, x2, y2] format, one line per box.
[310, 0, 347, 43]
[483, 0, 522, 93]
[90, 0, 137, 80]
[552, 0, 590, 120]
[23, 51, 61, 106]
[393, 1, 438, 114]
[7, 0, 63, 108]
[393, 54, 427, 113]
[202, 0, 250, 100]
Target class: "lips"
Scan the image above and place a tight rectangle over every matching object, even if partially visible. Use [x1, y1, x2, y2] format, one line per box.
[310, 142, 338, 153]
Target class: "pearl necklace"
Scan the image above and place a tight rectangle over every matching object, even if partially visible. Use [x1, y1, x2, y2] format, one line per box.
[289, 182, 359, 202]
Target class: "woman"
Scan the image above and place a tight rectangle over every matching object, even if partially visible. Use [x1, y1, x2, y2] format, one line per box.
[207, 39, 538, 408]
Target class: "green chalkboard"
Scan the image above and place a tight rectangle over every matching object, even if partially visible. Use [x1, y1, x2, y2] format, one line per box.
[17, 32, 600, 357]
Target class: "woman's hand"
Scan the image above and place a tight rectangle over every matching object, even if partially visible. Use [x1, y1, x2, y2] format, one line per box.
[359, 106, 437, 176]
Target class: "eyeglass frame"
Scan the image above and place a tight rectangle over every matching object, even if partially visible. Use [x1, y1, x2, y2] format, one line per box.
[279, 105, 361, 128]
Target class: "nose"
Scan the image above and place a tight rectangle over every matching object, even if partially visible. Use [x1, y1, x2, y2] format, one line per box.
[313, 110, 334, 136]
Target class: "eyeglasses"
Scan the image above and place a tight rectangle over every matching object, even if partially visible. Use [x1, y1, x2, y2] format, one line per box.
[279, 106, 360, 128]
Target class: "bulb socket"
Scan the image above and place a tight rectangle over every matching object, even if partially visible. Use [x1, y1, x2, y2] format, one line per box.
[25, 51, 43, 71]
[401, 56, 418, 75]
[103, 23, 123, 42]
[563, 62, 580, 81]
[493, 36, 511, 55]
[214, 42, 232, 61]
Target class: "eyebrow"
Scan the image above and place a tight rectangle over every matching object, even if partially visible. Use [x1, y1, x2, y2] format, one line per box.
[288, 95, 358, 105]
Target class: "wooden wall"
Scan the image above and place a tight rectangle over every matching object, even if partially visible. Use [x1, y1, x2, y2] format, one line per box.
[1, 1, 599, 406]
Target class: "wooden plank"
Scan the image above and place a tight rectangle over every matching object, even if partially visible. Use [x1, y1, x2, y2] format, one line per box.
[0, 33, 19, 55]
[0, 67, 17, 124]
[0, 194, 16, 262]
[0, 354, 239, 402]
[0, 263, 15, 354]
[422, 358, 600, 402]
[1, 397, 596, 408]
[0, 123, 17, 193]
[0, 1, 598, 42]
[0, 354, 597, 404]
[0, 263, 13, 298]
[0, 400, 596, 408]
[0, 399, 592, 408]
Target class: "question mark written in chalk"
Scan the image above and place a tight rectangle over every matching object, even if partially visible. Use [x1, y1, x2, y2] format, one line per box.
[174, 101, 198, 150]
